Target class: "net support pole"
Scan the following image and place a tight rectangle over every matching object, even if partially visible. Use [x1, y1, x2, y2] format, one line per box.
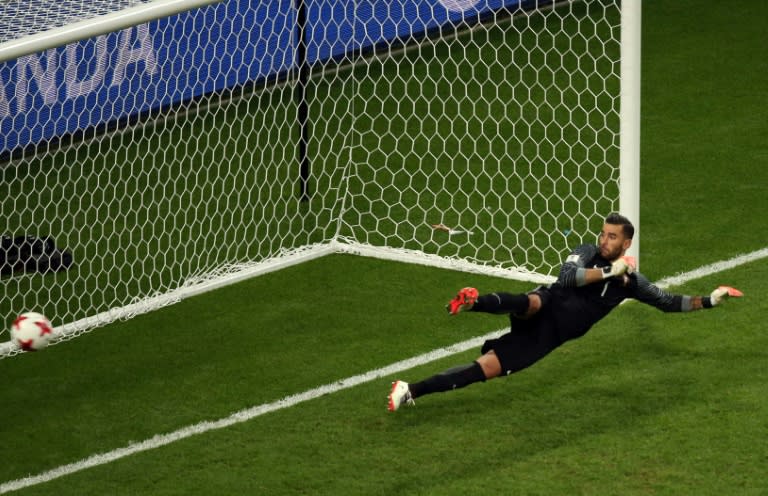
[296, 0, 312, 202]
[619, 0, 641, 266]
[0, 0, 223, 64]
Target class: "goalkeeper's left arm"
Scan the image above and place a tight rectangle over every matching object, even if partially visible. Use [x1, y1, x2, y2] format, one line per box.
[699, 285, 744, 309]
[633, 273, 743, 312]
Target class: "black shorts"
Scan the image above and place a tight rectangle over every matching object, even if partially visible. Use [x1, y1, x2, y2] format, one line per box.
[480, 310, 565, 376]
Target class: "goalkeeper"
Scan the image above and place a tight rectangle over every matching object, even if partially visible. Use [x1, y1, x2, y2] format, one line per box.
[388, 213, 743, 411]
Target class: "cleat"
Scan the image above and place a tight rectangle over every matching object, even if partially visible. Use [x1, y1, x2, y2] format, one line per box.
[446, 287, 479, 315]
[387, 381, 415, 412]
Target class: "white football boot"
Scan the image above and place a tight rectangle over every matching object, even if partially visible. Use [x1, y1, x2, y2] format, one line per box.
[387, 381, 415, 412]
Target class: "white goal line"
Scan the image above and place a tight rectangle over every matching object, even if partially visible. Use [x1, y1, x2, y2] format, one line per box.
[1, 246, 766, 494]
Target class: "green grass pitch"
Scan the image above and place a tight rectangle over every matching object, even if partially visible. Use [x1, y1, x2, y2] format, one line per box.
[2, 0, 768, 494]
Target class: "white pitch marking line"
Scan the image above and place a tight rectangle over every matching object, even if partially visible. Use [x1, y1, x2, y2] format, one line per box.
[0, 332, 504, 494]
[655, 247, 768, 289]
[2, 247, 766, 494]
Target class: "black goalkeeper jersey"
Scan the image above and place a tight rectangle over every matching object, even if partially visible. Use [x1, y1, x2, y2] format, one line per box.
[540, 244, 692, 341]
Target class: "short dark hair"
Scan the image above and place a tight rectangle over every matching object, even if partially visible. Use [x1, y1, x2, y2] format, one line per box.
[604, 212, 635, 239]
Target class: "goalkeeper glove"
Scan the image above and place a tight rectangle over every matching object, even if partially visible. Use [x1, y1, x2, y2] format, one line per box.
[708, 285, 744, 307]
[602, 256, 637, 279]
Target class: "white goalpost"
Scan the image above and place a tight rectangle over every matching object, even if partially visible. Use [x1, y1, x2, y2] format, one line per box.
[619, 0, 642, 265]
[0, 0, 223, 64]
[0, 0, 639, 356]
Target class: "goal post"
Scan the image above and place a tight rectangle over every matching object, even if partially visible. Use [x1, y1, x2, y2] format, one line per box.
[0, 0, 639, 357]
[619, 0, 642, 265]
[0, 0, 224, 64]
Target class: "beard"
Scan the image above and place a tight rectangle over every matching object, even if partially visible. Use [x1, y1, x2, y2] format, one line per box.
[600, 245, 623, 261]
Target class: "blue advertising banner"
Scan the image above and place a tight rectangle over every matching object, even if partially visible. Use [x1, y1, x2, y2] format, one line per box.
[0, 0, 526, 155]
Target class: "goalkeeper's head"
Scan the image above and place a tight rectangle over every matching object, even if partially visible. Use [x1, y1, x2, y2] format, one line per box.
[599, 213, 634, 261]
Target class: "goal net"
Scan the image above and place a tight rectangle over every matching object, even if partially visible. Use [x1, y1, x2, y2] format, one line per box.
[0, 0, 631, 356]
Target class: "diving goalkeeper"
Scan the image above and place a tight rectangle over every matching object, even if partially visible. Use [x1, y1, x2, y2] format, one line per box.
[388, 213, 743, 411]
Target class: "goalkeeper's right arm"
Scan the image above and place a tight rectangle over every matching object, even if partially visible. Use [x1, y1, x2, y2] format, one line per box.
[558, 244, 635, 287]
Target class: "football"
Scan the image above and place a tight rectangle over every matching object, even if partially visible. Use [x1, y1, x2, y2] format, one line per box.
[10, 312, 54, 351]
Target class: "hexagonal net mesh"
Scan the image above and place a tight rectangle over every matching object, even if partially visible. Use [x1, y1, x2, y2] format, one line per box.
[0, 0, 623, 356]
[338, 1, 621, 278]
